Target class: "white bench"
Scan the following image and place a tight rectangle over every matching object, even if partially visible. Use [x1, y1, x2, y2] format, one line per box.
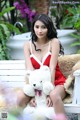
[0, 60, 80, 119]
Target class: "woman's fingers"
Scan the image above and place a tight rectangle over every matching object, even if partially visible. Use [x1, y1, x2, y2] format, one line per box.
[29, 98, 36, 107]
[47, 96, 53, 107]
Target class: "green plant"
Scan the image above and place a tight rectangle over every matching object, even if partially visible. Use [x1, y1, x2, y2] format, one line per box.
[50, 3, 80, 29]
[59, 5, 80, 54]
[0, 7, 21, 60]
[50, 3, 80, 53]
[60, 5, 80, 29]
[70, 33, 80, 53]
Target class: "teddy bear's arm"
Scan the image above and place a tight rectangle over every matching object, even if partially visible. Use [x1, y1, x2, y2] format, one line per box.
[23, 84, 35, 97]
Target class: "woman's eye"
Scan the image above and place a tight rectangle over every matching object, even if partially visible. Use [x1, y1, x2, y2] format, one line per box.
[42, 26, 46, 29]
[35, 25, 39, 28]
[35, 25, 46, 29]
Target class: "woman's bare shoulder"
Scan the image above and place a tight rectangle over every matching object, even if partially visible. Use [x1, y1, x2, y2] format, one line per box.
[51, 38, 59, 45]
[51, 38, 59, 43]
[50, 38, 60, 53]
[24, 41, 31, 53]
[24, 41, 30, 45]
[24, 41, 30, 48]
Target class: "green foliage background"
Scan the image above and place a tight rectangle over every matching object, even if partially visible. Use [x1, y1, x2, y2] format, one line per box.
[0, 7, 20, 60]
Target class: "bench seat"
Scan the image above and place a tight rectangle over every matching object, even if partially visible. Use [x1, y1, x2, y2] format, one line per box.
[0, 60, 80, 119]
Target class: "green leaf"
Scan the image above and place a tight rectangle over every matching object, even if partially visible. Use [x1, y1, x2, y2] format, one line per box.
[77, 49, 80, 54]
[71, 34, 80, 39]
[0, 7, 15, 17]
[71, 42, 80, 47]
[5, 23, 21, 35]
[0, 24, 10, 40]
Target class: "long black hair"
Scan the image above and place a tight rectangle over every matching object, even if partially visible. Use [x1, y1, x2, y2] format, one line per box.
[31, 14, 64, 54]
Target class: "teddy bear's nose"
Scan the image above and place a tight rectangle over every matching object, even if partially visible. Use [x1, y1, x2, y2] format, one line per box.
[33, 84, 36, 87]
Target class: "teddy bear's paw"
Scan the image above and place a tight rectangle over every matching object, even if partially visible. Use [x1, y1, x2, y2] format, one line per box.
[43, 82, 54, 95]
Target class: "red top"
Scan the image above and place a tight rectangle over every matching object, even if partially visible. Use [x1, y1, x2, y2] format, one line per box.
[29, 42, 66, 86]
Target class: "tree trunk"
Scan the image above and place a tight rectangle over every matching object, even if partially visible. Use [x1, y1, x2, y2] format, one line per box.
[9, 0, 16, 24]
[30, 0, 50, 15]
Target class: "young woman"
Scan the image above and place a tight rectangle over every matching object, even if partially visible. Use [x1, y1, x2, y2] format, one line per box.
[18, 14, 67, 120]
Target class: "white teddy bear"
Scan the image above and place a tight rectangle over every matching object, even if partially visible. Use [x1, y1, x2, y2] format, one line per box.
[23, 66, 55, 120]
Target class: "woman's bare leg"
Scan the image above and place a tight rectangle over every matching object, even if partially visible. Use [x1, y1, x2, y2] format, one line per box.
[16, 89, 31, 108]
[50, 85, 67, 119]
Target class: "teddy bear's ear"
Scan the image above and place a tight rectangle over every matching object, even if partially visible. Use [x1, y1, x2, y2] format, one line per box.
[25, 70, 32, 84]
[26, 70, 32, 77]
[40, 66, 50, 71]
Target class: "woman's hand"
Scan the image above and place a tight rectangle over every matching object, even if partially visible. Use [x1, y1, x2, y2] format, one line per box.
[29, 96, 52, 107]
[47, 96, 53, 107]
[29, 97, 36, 107]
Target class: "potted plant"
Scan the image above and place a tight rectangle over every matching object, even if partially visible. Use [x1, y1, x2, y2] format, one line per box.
[60, 5, 80, 54]
[62, 5, 80, 54]
[50, 3, 80, 54]
[70, 19, 80, 53]
[0, 7, 20, 60]
[60, 5, 80, 29]
[70, 33, 80, 53]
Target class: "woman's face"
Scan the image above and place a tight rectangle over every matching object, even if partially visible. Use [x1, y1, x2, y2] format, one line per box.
[34, 20, 48, 39]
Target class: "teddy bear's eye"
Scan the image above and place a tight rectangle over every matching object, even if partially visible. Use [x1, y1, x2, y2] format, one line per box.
[40, 81, 42, 83]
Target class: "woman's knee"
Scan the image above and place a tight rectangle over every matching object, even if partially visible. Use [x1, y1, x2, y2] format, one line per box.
[50, 91, 62, 105]
[16, 89, 30, 107]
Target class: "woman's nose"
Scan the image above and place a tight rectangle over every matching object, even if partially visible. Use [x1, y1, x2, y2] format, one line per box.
[38, 28, 42, 32]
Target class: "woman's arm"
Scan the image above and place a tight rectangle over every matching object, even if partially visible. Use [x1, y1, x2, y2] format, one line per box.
[24, 41, 34, 70]
[49, 38, 60, 82]
[24, 41, 37, 106]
